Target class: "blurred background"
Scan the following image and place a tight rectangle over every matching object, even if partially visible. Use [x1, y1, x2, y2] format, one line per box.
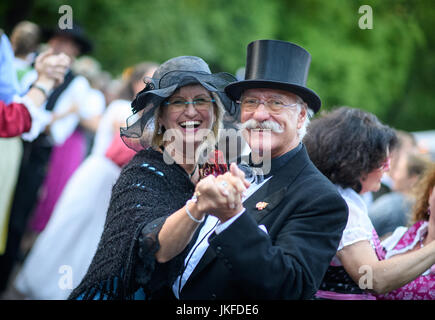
[1, 0, 434, 144]
[0, 0, 434, 300]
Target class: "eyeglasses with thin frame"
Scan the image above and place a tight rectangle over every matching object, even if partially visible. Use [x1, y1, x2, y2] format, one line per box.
[236, 97, 300, 113]
[164, 98, 215, 112]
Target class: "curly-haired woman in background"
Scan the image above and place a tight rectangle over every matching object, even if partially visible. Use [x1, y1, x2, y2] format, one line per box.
[304, 106, 435, 300]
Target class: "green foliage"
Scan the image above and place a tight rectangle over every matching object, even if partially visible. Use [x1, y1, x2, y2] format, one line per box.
[274, 0, 425, 120]
[15, 0, 278, 75]
[1, 0, 434, 131]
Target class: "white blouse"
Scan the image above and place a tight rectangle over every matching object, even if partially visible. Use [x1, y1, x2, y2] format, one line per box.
[90, 99, 132, 156]
[330, 186, 377, 266]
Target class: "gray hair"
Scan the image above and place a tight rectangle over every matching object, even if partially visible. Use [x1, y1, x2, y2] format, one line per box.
[295, 96, 314, 140]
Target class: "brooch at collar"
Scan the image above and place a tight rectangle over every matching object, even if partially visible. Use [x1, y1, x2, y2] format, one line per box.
[256, 201, 269, 211]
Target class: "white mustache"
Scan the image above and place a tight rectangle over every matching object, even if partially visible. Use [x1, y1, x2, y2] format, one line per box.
[239, 119, 284, 133]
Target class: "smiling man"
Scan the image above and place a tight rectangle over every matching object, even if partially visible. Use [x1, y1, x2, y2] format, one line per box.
[237, 88, 307, 165]
[168, 40, 349, 300]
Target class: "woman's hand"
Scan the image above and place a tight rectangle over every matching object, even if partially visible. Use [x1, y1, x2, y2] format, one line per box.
[35, 49, 71, 86]
[156, 164, 251, 263]
[194, 163, 250, 222]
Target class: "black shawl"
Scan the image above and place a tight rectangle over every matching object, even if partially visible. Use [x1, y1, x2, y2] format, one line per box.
[69, 148, 194, 299]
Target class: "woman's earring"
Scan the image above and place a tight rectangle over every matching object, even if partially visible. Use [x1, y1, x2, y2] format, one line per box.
[158, 126, 162, 134]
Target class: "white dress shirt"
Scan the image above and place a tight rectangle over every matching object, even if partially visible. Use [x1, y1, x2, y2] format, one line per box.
[172, 176, 272, 298]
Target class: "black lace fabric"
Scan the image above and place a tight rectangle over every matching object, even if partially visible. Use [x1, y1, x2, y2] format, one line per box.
[135, 216, 188, 298]
[68, 148, 194, 300]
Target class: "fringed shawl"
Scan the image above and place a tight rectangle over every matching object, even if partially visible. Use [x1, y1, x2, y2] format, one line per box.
[69, 148, 194, 299]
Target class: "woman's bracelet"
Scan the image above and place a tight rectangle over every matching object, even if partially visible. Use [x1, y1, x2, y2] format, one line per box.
[185, 199, 205, 223]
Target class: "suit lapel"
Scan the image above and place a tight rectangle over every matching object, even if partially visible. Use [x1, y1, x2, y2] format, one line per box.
[244, 183, 287, 223]
[244, 145, 310, 223]
[184, 238, 217, 283]
[182, 145, 311, 290]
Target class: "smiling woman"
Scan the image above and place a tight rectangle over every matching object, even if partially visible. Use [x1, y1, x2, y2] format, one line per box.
[68, 56, 242, 300]
[158, 84, 218, 163]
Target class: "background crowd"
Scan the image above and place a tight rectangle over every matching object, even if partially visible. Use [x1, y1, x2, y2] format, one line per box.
[0, 0, 434, 301]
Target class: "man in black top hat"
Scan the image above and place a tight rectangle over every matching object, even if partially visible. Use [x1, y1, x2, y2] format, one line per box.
[142, 40, 349, 300]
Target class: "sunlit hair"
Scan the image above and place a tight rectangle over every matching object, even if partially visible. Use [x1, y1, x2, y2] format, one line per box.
[411, 162, 435, 223]
[117, 62, 159, 101]
[151, 89, 224, 154]
[10, 21, 41, 57]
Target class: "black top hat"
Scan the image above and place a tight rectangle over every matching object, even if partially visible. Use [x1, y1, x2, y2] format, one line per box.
[225, 39, 321, 113]
[43, 23, 92, 55]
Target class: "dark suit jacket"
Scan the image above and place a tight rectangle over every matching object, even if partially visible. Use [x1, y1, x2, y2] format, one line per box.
[180, 145, 348, 300]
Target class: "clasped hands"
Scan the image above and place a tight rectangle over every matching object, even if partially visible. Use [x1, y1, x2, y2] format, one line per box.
[34, 49, 71, 88]
[193, 163, 251, 222]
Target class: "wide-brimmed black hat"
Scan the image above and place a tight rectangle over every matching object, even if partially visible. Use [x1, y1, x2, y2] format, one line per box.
[43, 23, 92, 55]
[120, 56, 237, 151]
[130, 56, 236, 115]
[225, 39, 321, 113]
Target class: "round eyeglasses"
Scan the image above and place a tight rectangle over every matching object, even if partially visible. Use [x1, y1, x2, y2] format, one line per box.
[164, 98, 215, 112]
[236, 97, 300, 113]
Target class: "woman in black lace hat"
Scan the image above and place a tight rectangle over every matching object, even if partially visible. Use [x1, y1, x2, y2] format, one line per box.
[69, 56, 248, 300]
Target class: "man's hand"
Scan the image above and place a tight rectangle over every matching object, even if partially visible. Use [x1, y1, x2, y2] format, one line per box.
[194, 163, 251, 222]
[34, 49, 71, 88]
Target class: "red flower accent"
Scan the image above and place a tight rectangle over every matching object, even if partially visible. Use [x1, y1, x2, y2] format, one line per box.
[199, 150, 228, 178]
[256, 202, 268, 211]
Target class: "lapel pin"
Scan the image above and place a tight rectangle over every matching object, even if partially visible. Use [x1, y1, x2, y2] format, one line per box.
[256, 201, 268, 211]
